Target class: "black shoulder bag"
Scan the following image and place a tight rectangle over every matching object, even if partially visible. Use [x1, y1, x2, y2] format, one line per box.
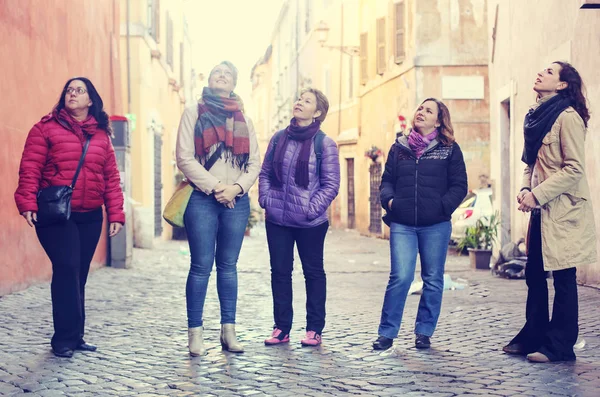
[36, 136, 91, 226]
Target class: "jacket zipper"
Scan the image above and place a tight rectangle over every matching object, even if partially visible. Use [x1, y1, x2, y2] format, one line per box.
[282, 142, 302, 220]
[415, 158, 419, 225]
[398, 142, 440, 226]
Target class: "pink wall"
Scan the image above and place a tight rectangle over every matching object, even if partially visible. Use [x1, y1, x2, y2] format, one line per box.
[0, 0, 122, 295]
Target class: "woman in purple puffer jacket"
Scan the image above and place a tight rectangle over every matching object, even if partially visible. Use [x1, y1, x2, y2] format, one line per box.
[259, 88, 340, 347]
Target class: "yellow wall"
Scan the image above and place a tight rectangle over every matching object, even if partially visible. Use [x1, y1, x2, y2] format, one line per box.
[354, 0, 489, 237]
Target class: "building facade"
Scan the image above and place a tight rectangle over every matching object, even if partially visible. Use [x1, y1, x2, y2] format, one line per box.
[344, 0, 490, 236]
[1, 0, 122, 295]
[252, 0, 490, 237]
[487, 0, 600, 284]
[119, 0, 195, 245]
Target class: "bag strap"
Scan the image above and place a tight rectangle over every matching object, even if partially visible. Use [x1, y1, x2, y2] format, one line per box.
[70, 136, 92, 188]
[265, 130, 285, 163]
[204, 142, 224, 171]
[314, 131, 325, 177]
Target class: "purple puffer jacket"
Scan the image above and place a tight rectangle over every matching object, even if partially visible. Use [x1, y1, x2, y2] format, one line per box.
[258, 133, 340, 228]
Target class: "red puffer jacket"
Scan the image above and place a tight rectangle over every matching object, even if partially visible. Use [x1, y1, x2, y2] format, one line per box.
[14, 109, 125, 224]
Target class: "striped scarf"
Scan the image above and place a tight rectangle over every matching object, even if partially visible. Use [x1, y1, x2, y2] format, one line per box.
[194, 87, 250, 170]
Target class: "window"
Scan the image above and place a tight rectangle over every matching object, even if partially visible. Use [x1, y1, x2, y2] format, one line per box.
[376, 18, 386, 75]
[148, 0, 160, 42]
[360, 33, 368, 84]
[166, 13, 173, 69]
[394, 1, 406, 63]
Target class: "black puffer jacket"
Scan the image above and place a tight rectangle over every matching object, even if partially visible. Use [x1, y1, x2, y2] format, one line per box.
[380, 135, 468, 227]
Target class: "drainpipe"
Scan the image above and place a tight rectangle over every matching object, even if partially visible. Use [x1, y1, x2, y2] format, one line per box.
[126, 0, 131, 114]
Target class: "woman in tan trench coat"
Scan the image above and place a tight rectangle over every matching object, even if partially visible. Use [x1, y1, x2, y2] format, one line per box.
[503, 61, 596, 363]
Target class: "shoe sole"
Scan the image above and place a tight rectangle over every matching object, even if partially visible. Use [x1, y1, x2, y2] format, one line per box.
[300, 342, 321, 347]
[264, 340, 290, 346]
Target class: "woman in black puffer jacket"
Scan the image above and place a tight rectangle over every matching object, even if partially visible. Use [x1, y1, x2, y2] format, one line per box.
[373, 98, 468, 351]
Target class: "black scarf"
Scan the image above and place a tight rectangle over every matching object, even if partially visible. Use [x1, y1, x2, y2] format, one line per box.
[521, 94, 572, 165]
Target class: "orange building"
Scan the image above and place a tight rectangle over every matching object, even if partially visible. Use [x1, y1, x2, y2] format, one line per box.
[0, 1, 122, 295]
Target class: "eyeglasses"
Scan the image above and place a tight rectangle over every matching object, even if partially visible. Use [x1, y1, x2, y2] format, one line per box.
[66, 87, 87, 95]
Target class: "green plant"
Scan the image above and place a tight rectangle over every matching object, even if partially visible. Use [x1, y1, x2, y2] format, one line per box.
[456, 211, 500, 252]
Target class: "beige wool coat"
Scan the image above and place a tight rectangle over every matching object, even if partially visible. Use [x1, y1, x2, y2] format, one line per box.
[522, 95, 597, 271]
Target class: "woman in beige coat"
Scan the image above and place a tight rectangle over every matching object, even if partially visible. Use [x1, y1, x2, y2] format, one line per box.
[503, 62, 596, 363]
[176, 61, 260, 356]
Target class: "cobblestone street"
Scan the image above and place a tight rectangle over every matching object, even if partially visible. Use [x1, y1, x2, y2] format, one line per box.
[1, 227, 600, 396]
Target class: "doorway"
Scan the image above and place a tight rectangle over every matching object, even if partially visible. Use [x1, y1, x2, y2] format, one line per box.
[346, 158, 355, 229]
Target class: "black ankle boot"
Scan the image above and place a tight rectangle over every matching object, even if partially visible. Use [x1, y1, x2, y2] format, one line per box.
[373, 336, 393, 350]
[415, 334, 431, 349]
[52, 347, 74, 358]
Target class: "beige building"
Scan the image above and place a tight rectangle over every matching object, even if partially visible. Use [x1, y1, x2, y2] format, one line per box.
[252, 0, 489, 237]
[487, 0, 600, 284]
[250, 0, 362, 224]
[120, 0, 196, 245]
[348, 0, 489, 237]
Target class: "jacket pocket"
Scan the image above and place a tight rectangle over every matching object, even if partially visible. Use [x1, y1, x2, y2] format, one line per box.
[550, 193, 585, 225]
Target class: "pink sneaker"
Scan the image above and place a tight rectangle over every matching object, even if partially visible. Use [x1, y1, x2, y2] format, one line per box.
[264, 328, 290, 345]
[300, 331, 322, 346]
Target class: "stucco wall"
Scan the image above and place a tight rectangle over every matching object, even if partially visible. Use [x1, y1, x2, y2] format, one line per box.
[0, 0, 121, 295]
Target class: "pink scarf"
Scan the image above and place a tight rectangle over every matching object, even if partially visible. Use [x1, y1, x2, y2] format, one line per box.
[408, 128, 438, 158]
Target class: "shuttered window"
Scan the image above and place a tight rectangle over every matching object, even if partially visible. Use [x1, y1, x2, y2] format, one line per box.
[394, 1, 406, 63]
[360, 33, 368, 84]
[376, 18, 386, 75]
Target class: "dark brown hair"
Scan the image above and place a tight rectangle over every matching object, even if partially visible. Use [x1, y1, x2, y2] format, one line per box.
[54, 77, 112, 134]
[300, 88, 329, 123]
[554, 61, 590, 128]
[413, 98, 455, 146]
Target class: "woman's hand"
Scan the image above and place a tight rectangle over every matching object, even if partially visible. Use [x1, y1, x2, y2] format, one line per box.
[516, 190, 528, 204]
[109, 222, 123, 237]
[518, 192, 538, 212]
[21, 211, 37, 227]
[214, 184, 242, 204]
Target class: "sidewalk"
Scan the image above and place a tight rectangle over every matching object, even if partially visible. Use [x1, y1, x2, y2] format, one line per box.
[1, 226, 599, 396]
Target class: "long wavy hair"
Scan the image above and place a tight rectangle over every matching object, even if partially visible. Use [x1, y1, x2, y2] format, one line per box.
[54, 77, 112, 134]
[412, 98, 455, 146]
[554, 61, 590, 128]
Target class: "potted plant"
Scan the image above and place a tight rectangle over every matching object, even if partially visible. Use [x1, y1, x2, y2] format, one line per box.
[457, 212, 500, 270]
[364, 145, 383, 162]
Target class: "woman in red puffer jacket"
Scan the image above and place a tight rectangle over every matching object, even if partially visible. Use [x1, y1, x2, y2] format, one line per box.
[14, 77, 124, 358]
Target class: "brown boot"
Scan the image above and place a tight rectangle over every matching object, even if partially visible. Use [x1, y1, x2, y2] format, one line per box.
[220, 324, 244, 353]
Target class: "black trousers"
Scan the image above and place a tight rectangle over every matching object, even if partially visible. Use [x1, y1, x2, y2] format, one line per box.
[35, 208, 103, 350]
[510, 211, 578, 361]
[265, 221, 329, 335]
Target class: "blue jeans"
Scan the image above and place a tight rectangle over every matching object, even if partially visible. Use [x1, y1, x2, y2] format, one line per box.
[184, 191, 250, 328]
[378, 221, 451, 339]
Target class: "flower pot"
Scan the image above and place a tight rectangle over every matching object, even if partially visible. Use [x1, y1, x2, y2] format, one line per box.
[468, 248, 492, 270]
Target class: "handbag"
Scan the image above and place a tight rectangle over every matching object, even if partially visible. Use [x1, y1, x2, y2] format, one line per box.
[36, 136, 91, 226]
[163, 142, 224, 228]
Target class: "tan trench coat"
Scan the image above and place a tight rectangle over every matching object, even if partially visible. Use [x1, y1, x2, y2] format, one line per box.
[522, 97, 597, 271]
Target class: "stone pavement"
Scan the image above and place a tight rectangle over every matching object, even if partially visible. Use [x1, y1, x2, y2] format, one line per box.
[1, 226, 600, 397]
